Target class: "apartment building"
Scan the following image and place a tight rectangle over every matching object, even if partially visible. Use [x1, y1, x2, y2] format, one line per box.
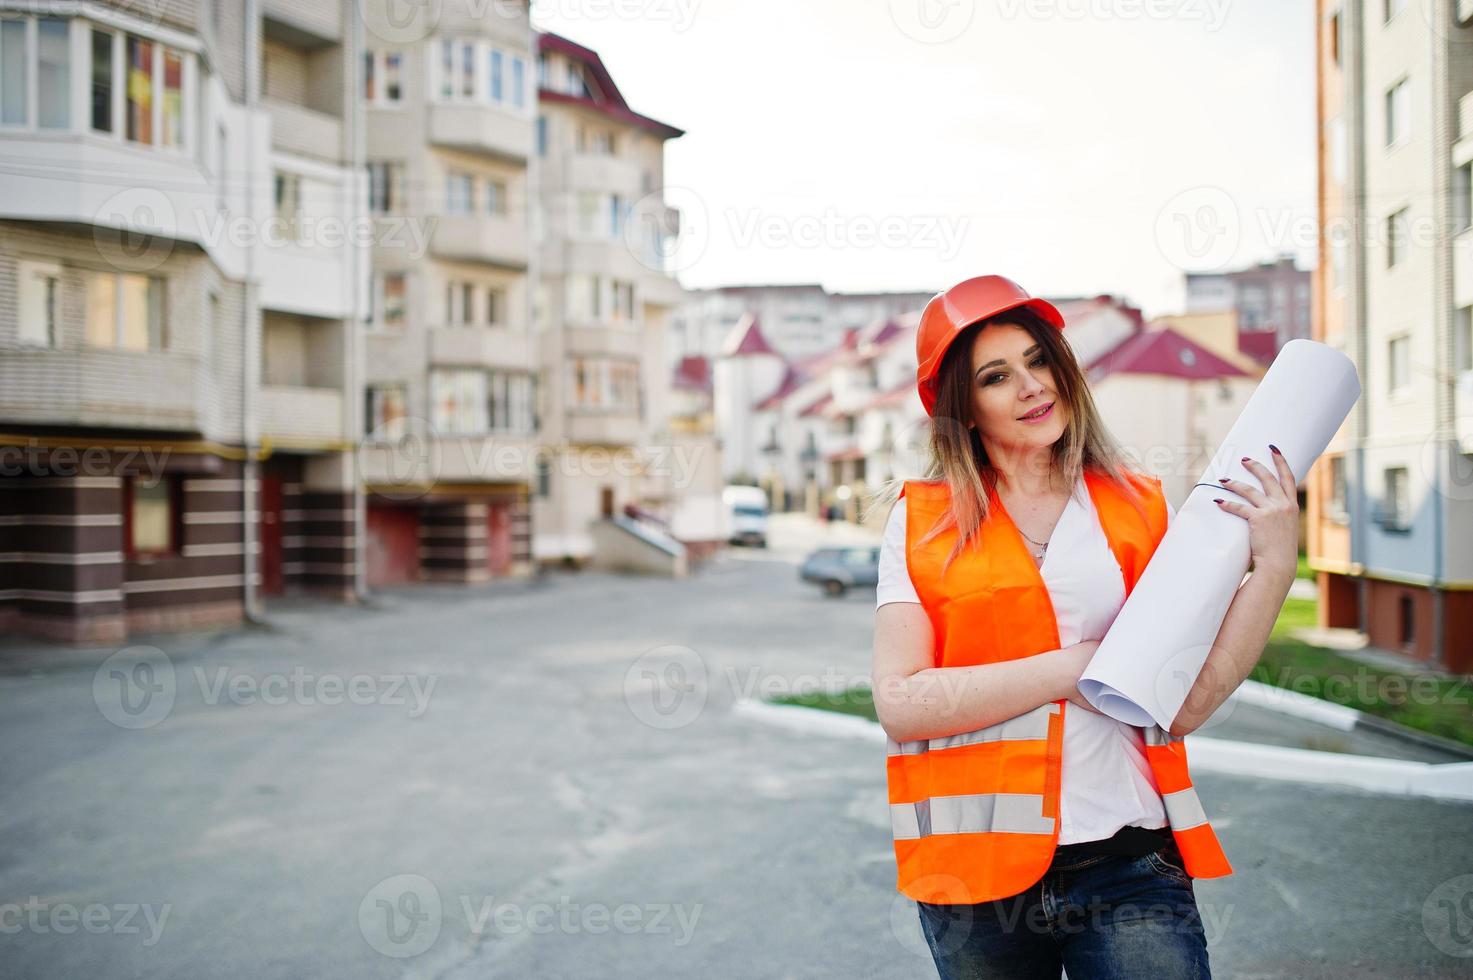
[532, 31, 689, 562]
[0, 0, 363, 643]
[357, 0, 538, 586]
[1310, 0, 1473, 671]
[1185, 254, 1313, 363]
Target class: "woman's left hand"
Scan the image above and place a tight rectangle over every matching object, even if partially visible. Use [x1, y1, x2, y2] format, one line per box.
[1214, 446, 1300, 582]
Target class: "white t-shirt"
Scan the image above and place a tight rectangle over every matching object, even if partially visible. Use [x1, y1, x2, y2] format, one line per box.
[876, 478, 1174, 845]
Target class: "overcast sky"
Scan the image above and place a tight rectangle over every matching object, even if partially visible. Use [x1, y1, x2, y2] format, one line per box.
[532, 0, 1317, 318]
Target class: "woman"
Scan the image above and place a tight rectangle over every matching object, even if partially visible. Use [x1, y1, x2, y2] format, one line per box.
[870, 275, 1300, 979]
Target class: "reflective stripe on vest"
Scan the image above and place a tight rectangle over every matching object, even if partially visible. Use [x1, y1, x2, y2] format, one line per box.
[890, 470, 1233, 905]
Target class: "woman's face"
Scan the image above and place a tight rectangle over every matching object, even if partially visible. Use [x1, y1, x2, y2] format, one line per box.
[966, 320, 1070, 458]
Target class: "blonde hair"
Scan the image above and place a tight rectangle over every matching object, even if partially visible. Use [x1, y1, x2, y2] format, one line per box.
[864, 309, 1152, 575]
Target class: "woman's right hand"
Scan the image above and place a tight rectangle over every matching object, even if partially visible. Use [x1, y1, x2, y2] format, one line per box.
[1058, 641, 1106, 715]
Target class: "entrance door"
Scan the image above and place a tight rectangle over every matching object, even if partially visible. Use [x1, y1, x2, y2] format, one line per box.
[366, 504, 421, 588]
[600, 486, 615, 518]
[259, 476, 285, 596]
[487, 502, 513, 576]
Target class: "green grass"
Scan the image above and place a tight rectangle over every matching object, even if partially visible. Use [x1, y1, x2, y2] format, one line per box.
[777, 593, 1473, 749]
[1255, 597, 1473, 748]
[1297, 552, 1313, 581]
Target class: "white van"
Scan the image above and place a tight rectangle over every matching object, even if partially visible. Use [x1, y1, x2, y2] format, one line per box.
[722, 485, 769, 548]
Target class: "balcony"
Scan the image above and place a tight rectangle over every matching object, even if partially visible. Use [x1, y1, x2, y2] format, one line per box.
[0, 350, 200, 431]
[431, 213, 530, 268]
[263, 0, 343, 45]
[565, 153, 642, 193]
[1455, 228, 1473, 312]
[565, 323, 643, 359]
[264, 98, 344, 163]
[258, 386, 344, 446]
[429, 104, 533, 163]
[567, 413, 642, 446]
[428, 326, 533, 370]
[358, 434, 536, 488]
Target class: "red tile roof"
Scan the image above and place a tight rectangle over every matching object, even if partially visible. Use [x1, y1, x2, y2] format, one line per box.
[753, 364, 807, 410]
[1087, 327, 1248, 383]
[798, 393, 834, 418]
[672, 355, 712, 392]
[721, 313, 779, 358]
[536, 32, 685, 139]
[1237, 329, 1278, 365]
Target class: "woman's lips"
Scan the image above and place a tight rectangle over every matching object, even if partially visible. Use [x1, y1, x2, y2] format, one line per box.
[1018, 402, 1055, 423]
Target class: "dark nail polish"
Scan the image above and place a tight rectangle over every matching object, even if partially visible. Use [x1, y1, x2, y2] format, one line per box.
[1217, 477, 1228, 483]
[1213, 498, 1224, 504]
[1270, 444, 1281, 455]
[1240, 456, 1249, 463]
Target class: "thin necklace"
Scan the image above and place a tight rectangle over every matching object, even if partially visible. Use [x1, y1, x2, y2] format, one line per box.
[1018, 527, 1049, 558]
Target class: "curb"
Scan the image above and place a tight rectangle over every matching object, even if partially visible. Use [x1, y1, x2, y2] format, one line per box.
[1231, 679, 1473, 761]
[734, 698, 1473, 803]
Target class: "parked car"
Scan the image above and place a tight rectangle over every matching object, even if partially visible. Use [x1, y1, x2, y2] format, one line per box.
[722, 485, 769, 547]
[800, 546, 880, 597]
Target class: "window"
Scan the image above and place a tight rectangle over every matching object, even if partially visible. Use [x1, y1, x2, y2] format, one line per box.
[609, 194, 625, 237]
[1385, 77, 1409, 149]
[445, 280, 474, 325]
[216, 123, 228, 213]
[536, 457, 551, 498]
[125, 475, 179, 556]
[368, 161, 401, 213]
[439, 39, 454, 99]
[1328, 116, 1346, 184]
[484, 179, 506, 215]
[366, 385, 408, 440]
[1386, 207, 1409, 267]
[1388, 334, 1410, 393]
[1, 19, 26, 125]
[460, 41, 475, 98]
[1455, 163, 1472, 234]
[446, 171, 473, 214]
[487, 371, 534, 433]
[485, 287, 504, 325]
[162, 48, 182, 147]
[127, 35, 153, 143]
[86, 271, 164, 352]
[576, 191, 601, 237]
[37, 18, 69, 130]
[1329, 11, 1341, 66]
[430, 369, 487, 434]
[536, 115, 547, 156]
[1398, 594, 1414, 648]
[569, 358, 640, 412]
[17, 259, 61, 347]
[611, 280, 635, 323]
[363, 50, 403, 105]
[510, 56, 525, 108]
[274, 172, 301, 240]
[91, 29, 113, 133]
[1455, 307, 1472, 374]
[1382, 466, 1410, 530]
[1327, 455, 1348, 522]
[368, 271, 407, 331]
[489, 49, 502, 102]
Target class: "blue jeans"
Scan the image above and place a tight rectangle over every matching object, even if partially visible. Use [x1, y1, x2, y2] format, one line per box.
[915, 840, 1211, 979]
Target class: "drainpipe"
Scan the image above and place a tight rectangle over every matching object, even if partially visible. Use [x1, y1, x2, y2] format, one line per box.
[348, 0, 370, 603]
[241, 0, 264, 624]
[526, 18, 543, 579]
[1428, 0, 1450, 663]
[1347, 0, 1369, 635]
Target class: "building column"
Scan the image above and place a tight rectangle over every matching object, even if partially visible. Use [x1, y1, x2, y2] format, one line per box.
[420, 500, 490, 583]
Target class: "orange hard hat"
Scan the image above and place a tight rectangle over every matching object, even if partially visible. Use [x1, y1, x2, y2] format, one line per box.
[915, 275, 1066, 416]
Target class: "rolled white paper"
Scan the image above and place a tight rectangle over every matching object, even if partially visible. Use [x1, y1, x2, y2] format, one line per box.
[1077, 339, 1361, 730]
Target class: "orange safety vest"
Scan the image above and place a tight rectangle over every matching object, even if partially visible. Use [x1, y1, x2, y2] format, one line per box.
[887, 468, 1233, 905]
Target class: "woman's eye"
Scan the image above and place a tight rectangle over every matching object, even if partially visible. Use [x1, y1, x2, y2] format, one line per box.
[1030, 356, 1048, 368]
[981, 373, 1005, 386]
